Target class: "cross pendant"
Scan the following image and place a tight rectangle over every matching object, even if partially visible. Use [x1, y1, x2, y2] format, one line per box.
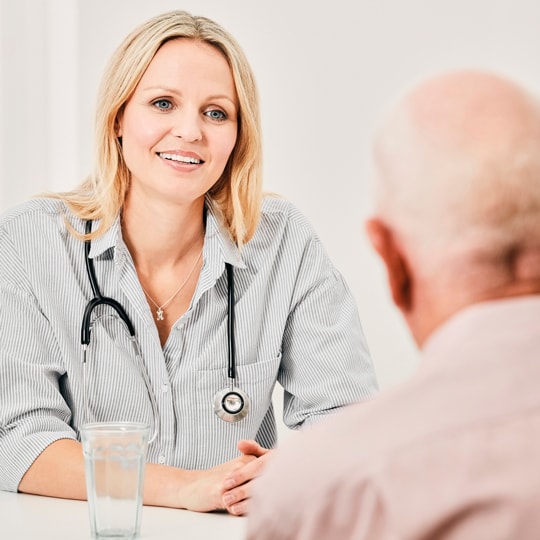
[156, 307, 164, 321]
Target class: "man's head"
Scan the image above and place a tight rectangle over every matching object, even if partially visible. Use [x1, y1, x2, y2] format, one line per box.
[366, 70, 540, 346]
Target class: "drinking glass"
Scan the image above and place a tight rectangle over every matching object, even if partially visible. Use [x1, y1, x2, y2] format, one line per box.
[81, 422, 150, 540]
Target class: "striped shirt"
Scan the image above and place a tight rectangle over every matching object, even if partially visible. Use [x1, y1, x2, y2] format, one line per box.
[0, 195, 377, 492]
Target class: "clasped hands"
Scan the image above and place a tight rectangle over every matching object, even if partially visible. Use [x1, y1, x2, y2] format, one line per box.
[221, 440, 270, 516]
[186, 439, 271, 516]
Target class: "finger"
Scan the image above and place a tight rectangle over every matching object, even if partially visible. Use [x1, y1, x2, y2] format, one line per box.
[237, 439, 268, 457]
[223, 468, 249, 491]
[227, 499, 249, 516]
[232, 453, 257, 470]
[224, 452, 268, 490]
[222, 483, 247, 507]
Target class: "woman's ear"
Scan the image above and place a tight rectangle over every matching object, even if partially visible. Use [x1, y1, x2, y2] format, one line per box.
[115, 112, 123, 137]
[365, 218, 412, 312]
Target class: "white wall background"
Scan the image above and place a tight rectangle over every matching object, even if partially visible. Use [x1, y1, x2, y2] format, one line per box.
[1, 0, 540, 397]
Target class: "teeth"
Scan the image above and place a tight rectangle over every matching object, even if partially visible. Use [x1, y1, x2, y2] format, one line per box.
[159, 152, 202, 164]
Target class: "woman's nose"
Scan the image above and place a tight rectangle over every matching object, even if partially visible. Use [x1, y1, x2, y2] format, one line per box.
[171, 109, 203, 142]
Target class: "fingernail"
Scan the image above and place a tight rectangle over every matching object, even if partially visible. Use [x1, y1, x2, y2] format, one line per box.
[223, 477, 235, 489]
[223, 493, 235, 505]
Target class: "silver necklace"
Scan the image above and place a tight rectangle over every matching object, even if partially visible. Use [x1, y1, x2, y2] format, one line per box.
[141, 249, 203, 321]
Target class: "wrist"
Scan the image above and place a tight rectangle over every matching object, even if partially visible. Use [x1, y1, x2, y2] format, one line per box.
[144, 462, 199, 509]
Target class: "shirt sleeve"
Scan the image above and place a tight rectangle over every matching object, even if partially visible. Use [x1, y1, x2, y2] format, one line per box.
[0, 229, 76, 492]
[277, 223, 378, 429]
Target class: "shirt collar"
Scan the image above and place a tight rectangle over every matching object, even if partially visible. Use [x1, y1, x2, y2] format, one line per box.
[204, 196, 246, 269]
[420, 295, 540, 374]
[86, 216, 121, 259]
[85, 197, 247, 270]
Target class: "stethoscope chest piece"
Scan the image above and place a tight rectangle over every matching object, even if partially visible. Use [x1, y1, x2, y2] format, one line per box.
[214, 386, 250, 423]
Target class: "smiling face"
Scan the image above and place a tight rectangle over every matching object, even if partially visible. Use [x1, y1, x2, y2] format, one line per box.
[117, 38, 239, 209]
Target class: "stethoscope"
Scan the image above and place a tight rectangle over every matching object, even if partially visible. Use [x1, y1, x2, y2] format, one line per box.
[81, 220, 250, 430]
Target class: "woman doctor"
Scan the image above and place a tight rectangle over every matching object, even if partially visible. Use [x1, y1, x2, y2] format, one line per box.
[0, 10, 377, 515]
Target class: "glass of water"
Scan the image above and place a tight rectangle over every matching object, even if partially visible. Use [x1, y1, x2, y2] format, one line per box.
[81, 422, 150, 540]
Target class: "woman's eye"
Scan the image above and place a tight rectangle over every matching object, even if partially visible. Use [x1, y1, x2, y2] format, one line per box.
[152, 99, 173, 111]
[205, 109, 227, 122]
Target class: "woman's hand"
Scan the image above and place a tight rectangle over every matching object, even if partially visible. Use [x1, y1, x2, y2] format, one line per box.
[177, 453, 258, 513]
[221, 439, 273, 516]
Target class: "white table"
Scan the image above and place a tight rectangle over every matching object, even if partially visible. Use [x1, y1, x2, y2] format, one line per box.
[0, 491, 247, 539]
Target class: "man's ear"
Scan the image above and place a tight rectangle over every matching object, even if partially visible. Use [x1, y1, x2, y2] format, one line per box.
[365, 218, 412, 312]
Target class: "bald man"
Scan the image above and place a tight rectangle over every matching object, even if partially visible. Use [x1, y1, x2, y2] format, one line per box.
[245, 70, 540, 539]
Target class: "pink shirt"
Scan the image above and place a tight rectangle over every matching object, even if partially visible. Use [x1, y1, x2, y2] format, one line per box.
[247, 296, 540, 539]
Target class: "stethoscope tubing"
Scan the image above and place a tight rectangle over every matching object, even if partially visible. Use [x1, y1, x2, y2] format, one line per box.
[226, 262, 236, 380]
[80, 219, 249, 431]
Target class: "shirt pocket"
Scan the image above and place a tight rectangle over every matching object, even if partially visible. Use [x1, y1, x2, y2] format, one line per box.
[196, 353, 282, 436]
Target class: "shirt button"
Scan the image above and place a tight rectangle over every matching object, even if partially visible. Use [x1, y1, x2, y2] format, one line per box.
[158, 455, 166, 465]
[162, 383, 169, 393]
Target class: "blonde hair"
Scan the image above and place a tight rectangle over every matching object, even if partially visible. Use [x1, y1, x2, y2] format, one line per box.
[52, 10, 263, 246]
